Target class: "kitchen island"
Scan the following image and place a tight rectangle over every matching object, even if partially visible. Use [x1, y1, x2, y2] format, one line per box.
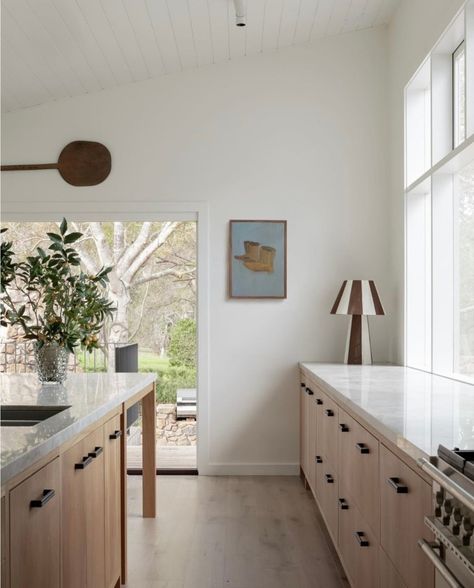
[0, 372, 156, 588]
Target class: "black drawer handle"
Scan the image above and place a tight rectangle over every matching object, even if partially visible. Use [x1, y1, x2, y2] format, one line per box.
[109, 430, 122, 440]
[75, 455, 93, 469]
[325, 473, 334, 483]
[88, 446, 103, 458]
[316, 398, 323, 405]
[301, 382, 306, 388]
[338, 498, 349, 510]
[306, 387, 314, 395]
[388, 477, 408, 493]
[324, 409, 334, 417]
[316, 455, 323, 463]
[30, 489, 55, 508]
[354, 531, 369, 547]
[356, 442, 370, 454]
[339, 423, 349, 432]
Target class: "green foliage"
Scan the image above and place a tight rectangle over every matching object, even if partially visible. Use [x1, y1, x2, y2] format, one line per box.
[168, 318, 196, 368]
[156, 366, 196, 404]
[0, 219, 115, 353]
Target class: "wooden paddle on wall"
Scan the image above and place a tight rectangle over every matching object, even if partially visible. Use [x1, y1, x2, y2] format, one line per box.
[1, 141, 111, 186]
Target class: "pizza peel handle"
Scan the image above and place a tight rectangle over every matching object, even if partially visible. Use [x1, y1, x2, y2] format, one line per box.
[1, 141, 111, 186]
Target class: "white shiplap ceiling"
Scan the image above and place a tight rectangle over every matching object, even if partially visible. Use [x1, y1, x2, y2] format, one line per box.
[1, 0, 399, 113]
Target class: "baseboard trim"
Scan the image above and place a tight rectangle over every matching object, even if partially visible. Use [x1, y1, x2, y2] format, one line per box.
[200, 462, 300, 476]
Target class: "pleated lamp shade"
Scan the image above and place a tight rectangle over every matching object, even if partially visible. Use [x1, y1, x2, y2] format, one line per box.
[330, 280, 384, 316]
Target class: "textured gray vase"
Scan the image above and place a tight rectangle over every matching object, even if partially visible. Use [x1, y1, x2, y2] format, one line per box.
[34, 343, 69, 383]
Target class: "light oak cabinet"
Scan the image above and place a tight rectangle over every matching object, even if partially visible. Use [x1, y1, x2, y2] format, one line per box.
[338, 411, 380, 536]
[299, 370, 434, 588]
[105, 415, 123, 588]
[338, 482, 378, 588]
[62, 425, 106, 588]
[9, 458, 61, 588]
[380, 444, 434, 588]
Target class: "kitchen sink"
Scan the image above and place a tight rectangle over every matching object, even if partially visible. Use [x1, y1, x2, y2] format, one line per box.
[0, 405, 71, 427]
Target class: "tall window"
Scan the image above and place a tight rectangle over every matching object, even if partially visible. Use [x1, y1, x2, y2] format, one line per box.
[453, 41, 466, 147]
[405, 3, 474, 384]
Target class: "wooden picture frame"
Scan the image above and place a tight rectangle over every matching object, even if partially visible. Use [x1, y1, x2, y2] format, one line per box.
[228, 220, 287, 299]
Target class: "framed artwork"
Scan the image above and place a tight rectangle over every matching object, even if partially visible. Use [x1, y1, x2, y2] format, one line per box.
[229, 220, 287, 299]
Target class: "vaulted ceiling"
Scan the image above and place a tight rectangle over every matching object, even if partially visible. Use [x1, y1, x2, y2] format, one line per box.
[1, 0, 399, 113]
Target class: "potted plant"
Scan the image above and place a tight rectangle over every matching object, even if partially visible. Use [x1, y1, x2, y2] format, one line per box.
[0, 219, 115, 383]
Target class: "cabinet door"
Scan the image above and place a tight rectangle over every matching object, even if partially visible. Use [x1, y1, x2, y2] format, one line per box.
[105, 414, 122, 588]
[86, 426, 106, 588]
[338, 483, 378, 588]
[380, 444, 434, 588]
[338, 411, 380, 536]
[62, 426, 106, 588]
[317, 391, 338, 467]
[300, 382, 308, 476]
[316, 458, 338, 543]
[379, 547, 407, 588]
[10, 458, 61, 588]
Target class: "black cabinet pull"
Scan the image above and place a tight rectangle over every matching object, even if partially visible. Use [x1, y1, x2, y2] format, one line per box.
[88, 446, 103, 458]
[387, 477, 408, 493]
[109, 430, 122, 440]
[316, 399, 323, 405]
[338, 498, 349, 510]
[301, 382, 306, 388]
[356, 442, 370, 454]
[354, 531, 369, 547]
[325, 473, 334, 484]
[30, 489, 55, 508]
[339, 423, 349, 432]
[324, 409, 334, 417]
[306, 387, 314, 396]
[75, 455, 93, 470]
[316, 455, 323, 463]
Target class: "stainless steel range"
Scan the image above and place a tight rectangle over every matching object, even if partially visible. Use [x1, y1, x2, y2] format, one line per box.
[418, 446, 474, 588]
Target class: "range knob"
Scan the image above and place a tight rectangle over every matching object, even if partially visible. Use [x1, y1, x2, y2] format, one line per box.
[442, 499, 453, 526]
[452, 507, 462, 535]
[435, 490, 444, 517]
[462, 517, 473, 546]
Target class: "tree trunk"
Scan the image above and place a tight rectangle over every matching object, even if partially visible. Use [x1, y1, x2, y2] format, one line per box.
[106, 282, 130, 372]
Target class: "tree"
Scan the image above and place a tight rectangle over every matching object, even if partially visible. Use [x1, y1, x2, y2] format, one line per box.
[168, 319, 197, 368]
[71, 221, 196, 369]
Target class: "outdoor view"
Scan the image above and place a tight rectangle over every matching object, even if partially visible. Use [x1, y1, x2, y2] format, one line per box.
[0, 221, 197, 469]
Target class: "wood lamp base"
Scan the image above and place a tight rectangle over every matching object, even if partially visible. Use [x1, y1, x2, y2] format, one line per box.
[344, 315, 372, 365]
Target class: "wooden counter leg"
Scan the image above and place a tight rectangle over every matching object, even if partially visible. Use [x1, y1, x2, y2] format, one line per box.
[142, 384, 156, 518]
[120, 409, 127, 585]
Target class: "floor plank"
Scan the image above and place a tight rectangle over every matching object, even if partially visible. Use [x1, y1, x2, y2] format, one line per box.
[126, 476, 349, 588]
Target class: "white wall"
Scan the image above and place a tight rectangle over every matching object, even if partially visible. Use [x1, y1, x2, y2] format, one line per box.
[2, 28, 391, 474]
[387, 0, 466, 363]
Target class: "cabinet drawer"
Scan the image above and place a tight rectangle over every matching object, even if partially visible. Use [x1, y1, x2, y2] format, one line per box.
[317, 390, 338, 467]
[338, 411, 380, 536]
[315, 457, 338, 543]
[379, 547, 407, 588]
[10, 458, 61, 588]
[338, 483, 378, 588]
[380, 444, 434, 588]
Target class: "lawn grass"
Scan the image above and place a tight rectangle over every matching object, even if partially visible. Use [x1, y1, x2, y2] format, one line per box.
[77, 349, 170, 373]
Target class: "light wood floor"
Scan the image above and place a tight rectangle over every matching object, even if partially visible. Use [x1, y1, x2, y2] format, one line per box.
[126, 475, 349, 588]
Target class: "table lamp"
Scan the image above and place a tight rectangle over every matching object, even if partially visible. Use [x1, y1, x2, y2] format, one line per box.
[330, 280, 384, 365]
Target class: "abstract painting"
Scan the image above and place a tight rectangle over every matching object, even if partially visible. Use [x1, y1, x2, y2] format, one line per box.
[229, 220, 287, 299]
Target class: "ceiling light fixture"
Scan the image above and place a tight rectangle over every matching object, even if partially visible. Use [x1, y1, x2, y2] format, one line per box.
[233, 0, 246, 27]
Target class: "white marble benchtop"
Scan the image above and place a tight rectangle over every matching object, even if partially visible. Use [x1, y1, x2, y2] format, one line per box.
[0, 372, 155, 485]
[300, 363, 474, 463]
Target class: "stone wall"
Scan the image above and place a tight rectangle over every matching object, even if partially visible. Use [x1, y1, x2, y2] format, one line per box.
[156, 404, 196, 446]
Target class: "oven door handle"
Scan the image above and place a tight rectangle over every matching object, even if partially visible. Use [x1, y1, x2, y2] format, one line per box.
[418, 457, 474, 512]
[418, 539, 463, 588]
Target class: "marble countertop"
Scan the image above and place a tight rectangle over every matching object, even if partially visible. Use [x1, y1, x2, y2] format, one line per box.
[0, 372, 156, 485]
[300, 363, 474, 463]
